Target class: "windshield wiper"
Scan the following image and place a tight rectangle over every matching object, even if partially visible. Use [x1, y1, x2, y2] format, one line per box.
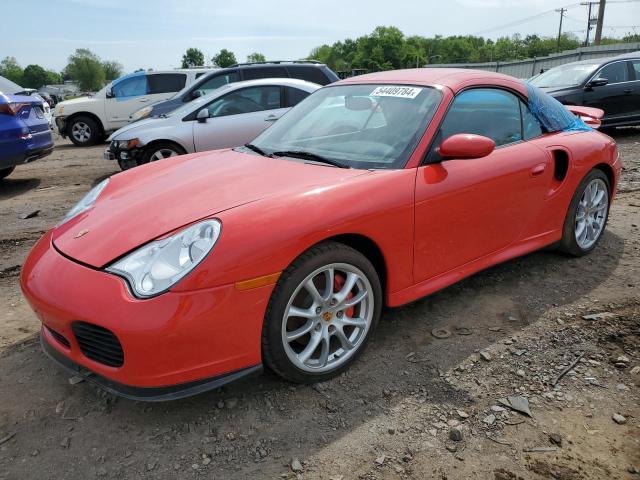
[244, 143, 268, 156]
[270, 150, 349, 168]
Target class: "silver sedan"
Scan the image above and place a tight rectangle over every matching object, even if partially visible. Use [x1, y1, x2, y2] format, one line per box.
[105, 78, 320, 170]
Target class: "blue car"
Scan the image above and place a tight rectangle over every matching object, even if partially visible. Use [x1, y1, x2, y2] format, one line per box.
[0, 92, 54, 179]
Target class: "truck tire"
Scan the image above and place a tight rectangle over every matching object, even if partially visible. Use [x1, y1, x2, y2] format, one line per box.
[68, 116, 102, 146]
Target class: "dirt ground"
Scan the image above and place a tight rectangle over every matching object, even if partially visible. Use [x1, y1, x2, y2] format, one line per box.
[0, 132, 638, 480]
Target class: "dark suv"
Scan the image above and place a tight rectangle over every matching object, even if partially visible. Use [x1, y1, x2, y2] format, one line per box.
[131, 61, 339, 121]
[529, 51, 640, 128]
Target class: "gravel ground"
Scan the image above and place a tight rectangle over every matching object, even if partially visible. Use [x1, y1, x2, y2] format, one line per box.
[0, 131, 638, 479]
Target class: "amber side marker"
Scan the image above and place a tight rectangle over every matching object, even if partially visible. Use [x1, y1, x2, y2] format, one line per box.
[234, 272, 281, 291]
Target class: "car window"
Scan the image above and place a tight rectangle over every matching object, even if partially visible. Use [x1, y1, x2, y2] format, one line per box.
[595, 62, 629, 84]
[195, 72, 207, 79]
[147, 74, 186, 94]
[520, 100, 544, 140]
[207, 86, 281, 117]
[438, 88, 523, 147]
[242, 67, 288, 80]
[287, 66, 329, 85]
[284, 87, 311, 107]
[194, 72, 238, 96]
[112, 75, 148, 98]
[631, 60, 640, 80]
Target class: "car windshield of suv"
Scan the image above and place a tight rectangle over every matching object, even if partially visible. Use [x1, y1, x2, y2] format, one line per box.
[248, 84, 442, 169]
[529, 63, 599, 88]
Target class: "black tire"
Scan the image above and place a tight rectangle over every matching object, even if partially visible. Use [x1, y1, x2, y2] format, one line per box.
[0, 166, 15, 180]
[559, 169, 610, 257]
[68, 116, 102, 146]
[262, 241, 382, 384]
[117, 157, 138, 171]
[140, 142, 186, 165]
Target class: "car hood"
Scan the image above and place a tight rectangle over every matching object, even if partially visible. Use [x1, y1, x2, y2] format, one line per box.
[52, 149, 370, 267]
[108, 117, 163, 140]
[150, 97, 183, 116]
[535, 85, 579, 96]
[55, 96, 97, 113]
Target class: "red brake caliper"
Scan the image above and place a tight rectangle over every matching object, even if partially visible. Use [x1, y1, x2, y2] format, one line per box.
[333, 274, 355, 317]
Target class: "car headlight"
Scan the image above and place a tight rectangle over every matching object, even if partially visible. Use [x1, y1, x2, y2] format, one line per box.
[131, 106, 153, 121]
[59, 178, 109, 226]
[114, 138, 139, 150]
[106, 219, 221, 298]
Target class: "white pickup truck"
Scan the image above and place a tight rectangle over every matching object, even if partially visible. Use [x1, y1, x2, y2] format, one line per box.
[53, 69, 212, 146]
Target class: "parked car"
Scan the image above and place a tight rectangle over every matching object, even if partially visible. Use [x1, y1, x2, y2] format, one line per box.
[53, 68, 213, 146]
[22, 69, 620, 400]
[0, 77, 54, 129]
[129, 61, 339, 122]
[106, 78, 320, 170]
[0, 92, 54, 180]
[529, 51, 640, 127]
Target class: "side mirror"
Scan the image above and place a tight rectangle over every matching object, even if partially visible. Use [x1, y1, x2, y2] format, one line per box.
[196, 108, 210, 123]
[191, 90, 202, 99]
[105, 89, 115, 99]
[586, 78, 608, 88]
[437, 133, 495, 160]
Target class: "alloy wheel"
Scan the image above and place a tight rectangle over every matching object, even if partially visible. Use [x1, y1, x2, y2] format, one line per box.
[71, 122, 91, 143]
[281, 263, 374, 373]
[150, 148, 178, 161]
[575, 177, 608, 250]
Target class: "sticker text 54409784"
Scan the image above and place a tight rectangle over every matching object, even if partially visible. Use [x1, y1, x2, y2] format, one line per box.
[370, 86, 422, 99]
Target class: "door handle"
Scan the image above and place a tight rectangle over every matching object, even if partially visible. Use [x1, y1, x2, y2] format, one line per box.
[139, 98, 149, 102]
[264, 114, 280, 122]
[623, 89, 633, 94]
[530, 163, 546, 177]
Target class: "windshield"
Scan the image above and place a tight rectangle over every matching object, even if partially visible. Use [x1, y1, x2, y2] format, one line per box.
[529, 63, 599, 88]
[248, 84, 441, 169]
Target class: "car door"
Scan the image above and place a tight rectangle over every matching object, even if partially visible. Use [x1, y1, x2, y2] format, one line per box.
[626, 60, 640, 120]
[413, 88, 553, 283]
[192, 85, 287, 151]
[583, 60, 634, 123]
[104, 74, 148, 130]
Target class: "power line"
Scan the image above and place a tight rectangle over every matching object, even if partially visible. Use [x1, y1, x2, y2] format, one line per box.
[470, 0, 639, 36]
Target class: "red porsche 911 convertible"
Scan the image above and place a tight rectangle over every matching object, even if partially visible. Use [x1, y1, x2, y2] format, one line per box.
[21, 69, 621, 400]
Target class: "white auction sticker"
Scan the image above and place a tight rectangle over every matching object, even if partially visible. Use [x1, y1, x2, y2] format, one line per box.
[370, 86, 422, 99]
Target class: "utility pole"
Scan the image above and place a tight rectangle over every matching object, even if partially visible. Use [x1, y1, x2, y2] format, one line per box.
[594, 0, 606, 45]
[556, 8, 566, 52]
[580, 2, 599, 46]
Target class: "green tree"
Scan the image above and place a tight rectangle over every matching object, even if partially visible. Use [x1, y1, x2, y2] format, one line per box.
[64, 48, 105, 91]
[246, 52, 266, 63]
[181, 48, 205, 68]
[212, 49, 237, 68]
[22, 64, 49, 89]
[102, 61, 123, 81]
[44, 70, 62, 85]
[0, 56, 24, 85]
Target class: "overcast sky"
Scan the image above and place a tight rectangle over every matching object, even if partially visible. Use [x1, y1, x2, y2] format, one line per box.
[3, 0, 639, 73]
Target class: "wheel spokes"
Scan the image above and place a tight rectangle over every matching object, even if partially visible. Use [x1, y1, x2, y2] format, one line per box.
[334, 272, 358, 304]
[332, 326, 354, 351]
[338, 315, 367, 329]
[286, 319, 315, 342]
[298, 332, 322, 363]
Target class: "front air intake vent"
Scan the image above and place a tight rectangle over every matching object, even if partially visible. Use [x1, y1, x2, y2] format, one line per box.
[46, 326, 71, 348]
[72, 322, 124, 367]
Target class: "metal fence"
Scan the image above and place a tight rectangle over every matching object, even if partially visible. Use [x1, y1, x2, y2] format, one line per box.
[425, 43, 640, 79]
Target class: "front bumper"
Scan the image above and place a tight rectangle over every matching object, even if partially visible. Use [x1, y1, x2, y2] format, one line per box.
[54, 116, 67, 137]
[21, 231, 273, 399]
[41, 334, 262, 401]
[105, 143, 143, 166]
